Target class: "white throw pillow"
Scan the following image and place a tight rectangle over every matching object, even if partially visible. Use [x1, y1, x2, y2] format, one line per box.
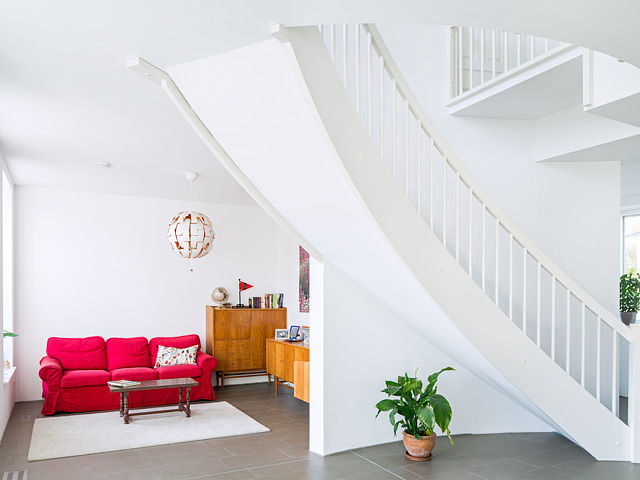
[154, 344, 199, 368]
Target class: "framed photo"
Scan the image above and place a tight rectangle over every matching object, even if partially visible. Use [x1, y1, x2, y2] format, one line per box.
[301, 326, 310, 345]
[289, 325, 300, 340]
[275, 329, 289, 340]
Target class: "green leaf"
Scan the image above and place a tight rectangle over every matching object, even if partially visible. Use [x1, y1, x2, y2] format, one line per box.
[427, 367, 455, 384]
[402, 378, 421, 393]
[388, 409, 396, 427]
[385, 381, 402, 396]
[2, 330, 17, 337]
[376, 399, 397, 415]
[428, 394, 453, 433]
[416, 405, 435, 433]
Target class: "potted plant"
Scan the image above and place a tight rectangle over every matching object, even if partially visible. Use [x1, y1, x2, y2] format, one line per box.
[375, 367, 454, 461]
[620, 270, 640, 325]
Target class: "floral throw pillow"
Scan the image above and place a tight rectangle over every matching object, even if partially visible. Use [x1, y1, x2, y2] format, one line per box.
[154, 344, 199, 368]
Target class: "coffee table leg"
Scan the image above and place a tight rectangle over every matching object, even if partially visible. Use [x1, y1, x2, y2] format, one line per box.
[185, 387, 191, 418]
[178, 386, 183, 411]
[123, 392, 130, 424]
[119, 392, 124, 417]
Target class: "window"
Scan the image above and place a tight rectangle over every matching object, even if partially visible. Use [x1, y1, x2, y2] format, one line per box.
[2, 170, 13, 371]
[623, 214, 640, 273]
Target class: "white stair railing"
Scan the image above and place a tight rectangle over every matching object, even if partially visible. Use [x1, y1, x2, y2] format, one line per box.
[449, 26, 570, 98]
[319, 23, 631, 420]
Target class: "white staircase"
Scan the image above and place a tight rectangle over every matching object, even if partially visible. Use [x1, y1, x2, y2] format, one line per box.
[302, 23, 633, 460]
[158, 24, 637, 461]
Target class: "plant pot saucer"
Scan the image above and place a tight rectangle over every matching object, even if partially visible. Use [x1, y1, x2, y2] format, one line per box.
[404, 451, 432, 462]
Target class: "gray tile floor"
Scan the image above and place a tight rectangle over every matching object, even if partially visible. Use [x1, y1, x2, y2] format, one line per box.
[0, 383, 638, 479]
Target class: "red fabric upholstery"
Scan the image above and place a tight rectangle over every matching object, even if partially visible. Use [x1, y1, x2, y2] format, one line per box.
[39, 356, 63, 415]
[61, 369, 111, 388]
[39, 334, 216, 415]
[110, 367, 158, 381]
[155, 364, 202, 379]
[106, 337, 150, 370]
[197, 350, 217, 371]
[47, 336, 107, 370]
[149, 335, 201, 367]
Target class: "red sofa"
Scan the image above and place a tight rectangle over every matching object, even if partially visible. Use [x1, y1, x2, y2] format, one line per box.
[39, 334, 216, 415]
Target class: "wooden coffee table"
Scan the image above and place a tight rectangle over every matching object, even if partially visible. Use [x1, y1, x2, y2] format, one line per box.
[108, 377, 199, 424]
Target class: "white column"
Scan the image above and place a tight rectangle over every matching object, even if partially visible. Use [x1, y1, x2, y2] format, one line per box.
[630, 324, 640, 462]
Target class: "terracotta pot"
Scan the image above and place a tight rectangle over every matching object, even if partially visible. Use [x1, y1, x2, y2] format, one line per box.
[402, 430, 436, 459]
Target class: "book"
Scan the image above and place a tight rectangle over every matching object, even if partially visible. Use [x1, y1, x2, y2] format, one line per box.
[108, 380, 141, 388]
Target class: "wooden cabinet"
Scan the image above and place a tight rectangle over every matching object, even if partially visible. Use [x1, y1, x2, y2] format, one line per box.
[266, 339, 309, 402]
[206, 306, 286, 387]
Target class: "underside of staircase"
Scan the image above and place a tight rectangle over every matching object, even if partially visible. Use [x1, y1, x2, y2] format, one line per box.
[138, 24, 636, 461]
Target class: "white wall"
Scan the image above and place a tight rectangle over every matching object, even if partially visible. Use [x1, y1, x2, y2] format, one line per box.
[14, 186, 302, 401]
[0, 158, 16, 439]
[312, 261, 549, 455]
[379, 24, 621, 316]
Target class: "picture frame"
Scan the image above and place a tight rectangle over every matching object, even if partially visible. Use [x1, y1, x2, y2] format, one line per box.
[275, 329, 289, 340]
[288, 325, 300, 340]
[301, 326, 310, 346]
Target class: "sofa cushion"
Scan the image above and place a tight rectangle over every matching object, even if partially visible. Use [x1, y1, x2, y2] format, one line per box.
[47, 336, 107, 370]
[106, 337, 151, 370]
[61, 369, 111, 388]
[154, 345, 198, 368]
[110, 367, 158, 381]
[155, 364, 202, 380]
[149, 335, 201, 367]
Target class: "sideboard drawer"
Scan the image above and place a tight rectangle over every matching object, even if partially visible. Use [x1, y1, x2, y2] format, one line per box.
[213, 340, 251, 371]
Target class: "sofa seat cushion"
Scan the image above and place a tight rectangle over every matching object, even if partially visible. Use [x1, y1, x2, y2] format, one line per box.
[61, 369, 111, 388]
[155, 364, 202, 380]
[47, 336, 107, 370]
[106, 337, 151, 370]
[110, 367, 158, 382]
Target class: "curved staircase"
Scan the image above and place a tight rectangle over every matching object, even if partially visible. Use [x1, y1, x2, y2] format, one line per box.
[150, 23, 636, 461]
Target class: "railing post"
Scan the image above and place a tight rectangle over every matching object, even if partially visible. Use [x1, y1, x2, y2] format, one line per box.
[630, 324, 640, 462]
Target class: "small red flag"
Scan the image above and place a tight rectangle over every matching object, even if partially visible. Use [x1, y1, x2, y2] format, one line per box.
[239, 280, 253, 291]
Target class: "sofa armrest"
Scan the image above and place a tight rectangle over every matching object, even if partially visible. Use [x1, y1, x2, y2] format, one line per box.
[39, 356, 63, 384]
[196, 351, 217, 372]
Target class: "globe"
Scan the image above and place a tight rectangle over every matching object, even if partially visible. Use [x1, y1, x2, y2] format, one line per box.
[211, 287, 229, 306]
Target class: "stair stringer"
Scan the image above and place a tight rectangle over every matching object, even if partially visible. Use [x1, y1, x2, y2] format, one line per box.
[275, 25, 631, 461]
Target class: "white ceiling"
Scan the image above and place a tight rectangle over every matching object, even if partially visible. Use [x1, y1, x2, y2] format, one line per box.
[1, 0, 639, 204]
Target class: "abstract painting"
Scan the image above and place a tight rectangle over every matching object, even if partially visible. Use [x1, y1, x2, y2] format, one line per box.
[299, 246, 310, 313]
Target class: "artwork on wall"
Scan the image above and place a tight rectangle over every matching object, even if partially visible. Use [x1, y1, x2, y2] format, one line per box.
[299, 246, 310, 313]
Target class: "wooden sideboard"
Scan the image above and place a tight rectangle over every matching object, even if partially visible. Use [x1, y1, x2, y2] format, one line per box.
[266, 339, 309, 402]
[205, 306, 286, 388]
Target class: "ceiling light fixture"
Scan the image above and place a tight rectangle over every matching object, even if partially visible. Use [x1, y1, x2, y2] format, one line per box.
[167, 172, 215, 270]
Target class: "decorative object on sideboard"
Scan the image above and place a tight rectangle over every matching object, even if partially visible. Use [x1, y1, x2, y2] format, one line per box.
[301, 326, 310, 346]
[376, 367, 455, 461]
[167, 172, 215, 270]
[277, 293, 284, 308]
[275, 329, 289, 340]
[211, 287, 229, 307]
[288, 325, 300, 341]
[299, 246, 310, 313]
[620, 270, 640, 325]
[237, 279, 253, 307]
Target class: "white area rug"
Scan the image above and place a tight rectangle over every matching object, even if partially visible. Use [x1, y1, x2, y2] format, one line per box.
[28, 401, 269, 461]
